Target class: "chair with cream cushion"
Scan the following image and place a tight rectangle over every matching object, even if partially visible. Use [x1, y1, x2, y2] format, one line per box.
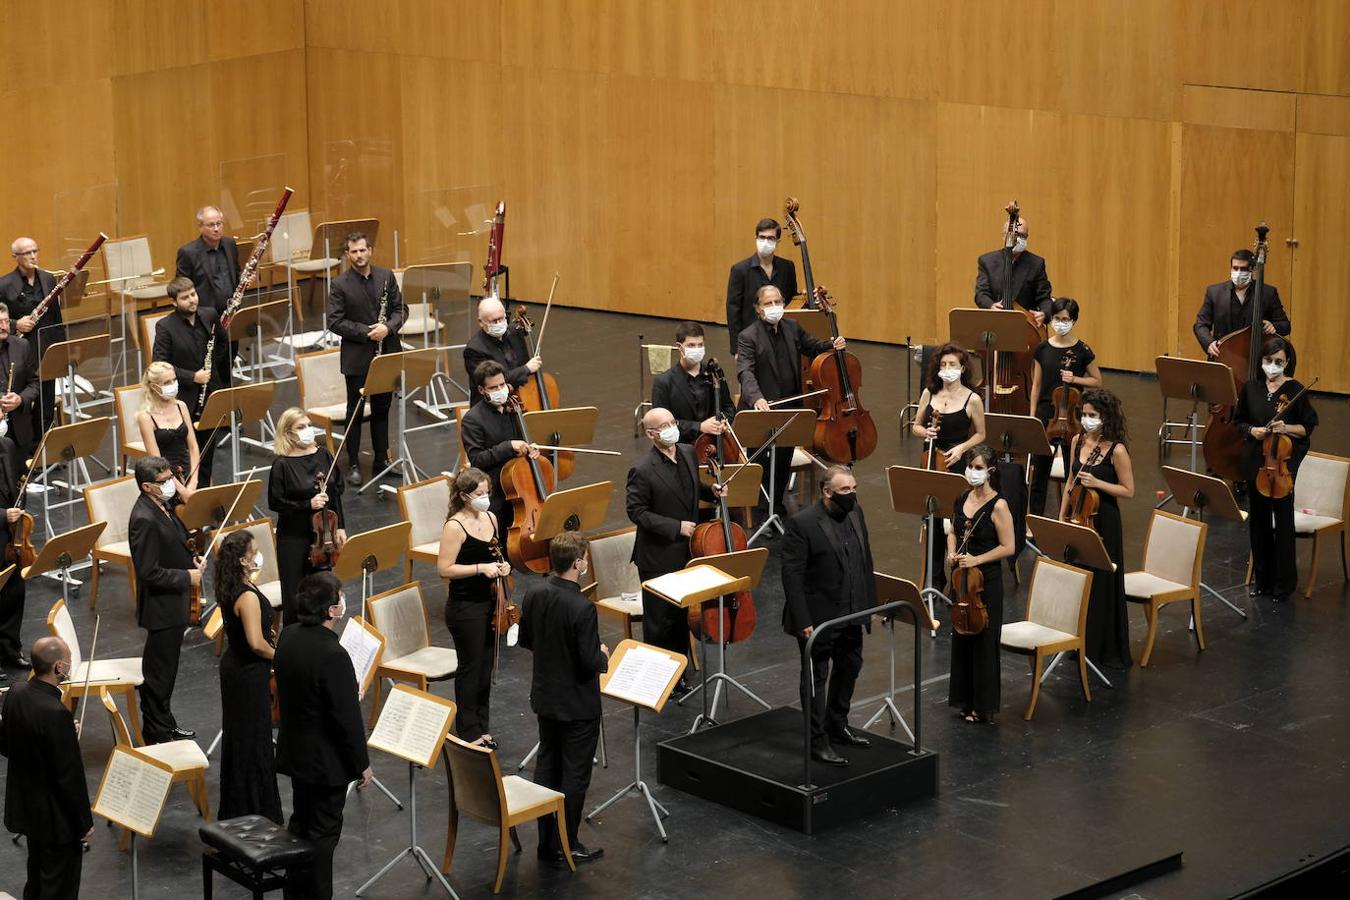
[366, 582, 458, 725]
[440, 735, 574, 891]
[138, 309, 171, 364]
[1000, 557, 1093, 720]
[1291, 451, 1349, 598]
[103, 235, 169, 305]
[1124, 510, 1208, 667]
[47, 599, 144, 744]
[83, 475, 141, 612]
[113, 385, 147, 470]
[216, 519, 283, 617]
[396, 475, 450, 582]
[584, 527, 643, 641]
[267, 210, 342, 277]
[296, 348, 367, 453]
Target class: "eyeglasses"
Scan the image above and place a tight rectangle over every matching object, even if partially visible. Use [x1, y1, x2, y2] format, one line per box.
[14, 248, 38, 256]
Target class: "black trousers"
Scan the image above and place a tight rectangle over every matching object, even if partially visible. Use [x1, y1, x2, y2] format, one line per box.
[0, 565, 26, 659]
[535, 716, 600, 856]
[24, 837, 83, 900]
[1029, 441, 1066, 519]
[1249, 489, 1298, 596]
[638, 567, 689, 657]
[277, 529, 322, 627]
[797, 623, 864, 748]
[140, 625, 184, 742]
[285, 781, 348, 900]
[342, 374, 393, 470]
[445, 597, 494, 742]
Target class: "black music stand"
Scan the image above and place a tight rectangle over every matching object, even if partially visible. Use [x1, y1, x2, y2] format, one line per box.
[522, 406, 599, 483]
[886, 465, 967, 636]
[949, 308, 1042, 411]
[733, 409, 816, 543]
[1024, 514, 1116, 688]
[359, 348, 441, 493]
[1154, 355, 1237, 478]
[32, 417, 112, 580]
[1160, 465, 1249, 621]
[229, 298, 291, 453]
[25, 521, 107, 611]
[984, 412, 1053, 557]
[862, 573, 931, 740]
[38, 333, 113, 488]
[196, 382, 276, 483]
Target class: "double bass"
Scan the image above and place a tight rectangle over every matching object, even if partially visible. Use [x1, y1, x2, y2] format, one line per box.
[687, 447, 756, 644]
[989, 201, 1046, 415]
[807, 287, 877, 463]
[499, 392, 557, 573]
[783, 197, 825, 412]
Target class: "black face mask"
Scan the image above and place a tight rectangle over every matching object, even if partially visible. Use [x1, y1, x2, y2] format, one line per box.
[828, 491, 857, 515]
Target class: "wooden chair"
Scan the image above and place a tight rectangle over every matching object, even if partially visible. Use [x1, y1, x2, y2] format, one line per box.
[454, 406, 470, 470]
[396, 475, 450, 582]
[137, 309, 171, 363]
[113, 385, 147, 470]
[999, 557, 1093, 720]
[296, 348, 366, 453]
[1124, 510, 1208, 667]
[366, 583, 458, 726]
[83, 475, 141, 612]
[216, 519, 284, 616]
[1291, 451, 1350, 597]
[47, 599, 144, 744]
[440, 735, 574, 892]
[584, 527, 643, 640]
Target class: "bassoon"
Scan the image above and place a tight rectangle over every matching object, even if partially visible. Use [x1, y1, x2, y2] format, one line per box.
[29, 232, 108, 323]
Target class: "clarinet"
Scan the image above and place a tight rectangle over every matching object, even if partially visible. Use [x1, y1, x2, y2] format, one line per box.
[195, 186, 294, 415]
[30, 233, 108, 323]
[372, 276, 392, 358]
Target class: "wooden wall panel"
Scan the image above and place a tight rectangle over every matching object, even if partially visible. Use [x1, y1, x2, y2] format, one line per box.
[1301, 0, 1350, 95]
[1054, 0, 1179, 121]
[1177, 0, 1307, 93]
[0, 1, 113, 87]
[206, 0, 305, 61]
[1292, 131, 1350, 392]
[110, 0, 209, 76]
[305, 0, 499, 63]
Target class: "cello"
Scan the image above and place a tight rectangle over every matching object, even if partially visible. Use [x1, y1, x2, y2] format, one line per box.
[807, 287, 878, 463]
[989, 201, 1045, 415]
[499, 392, 557, 573]
[1255, 378, 1317, 500]
[690, 358, 742, 466]
[687, 447, 756, 644]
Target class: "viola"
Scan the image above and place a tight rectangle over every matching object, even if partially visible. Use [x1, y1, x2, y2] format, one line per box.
[949, 509, 989, 636]
[500, 392, 558, 573]
[1255, 378, 1317, 500]
[687, 447, 756, 644]
[989, 201, 1046, 416]
[1064, 441, 1105, 528]
[921, 409, 948, 471]
[1045, 347, 1081, 444]
[807, 286, 877, 463]
[4, 425, 36, 570]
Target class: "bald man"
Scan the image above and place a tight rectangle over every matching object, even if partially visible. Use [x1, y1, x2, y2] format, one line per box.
[462, 297, 540, 406]
[973, 214, 1052, 325]
[1, 636, 93, 899]
[175, 205, 241, 313]
[0, 236, 65, 437]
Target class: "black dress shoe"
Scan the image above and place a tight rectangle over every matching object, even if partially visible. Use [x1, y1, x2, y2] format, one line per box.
[170, 727, 196, 740]
[3, 654, 31, 670]
[1249, 585, 1272, 598]
[829, 727, 871, 748]
[347, 465, 362, 485]
[810, 746, 849, 767]
[568, 843, 604, 864]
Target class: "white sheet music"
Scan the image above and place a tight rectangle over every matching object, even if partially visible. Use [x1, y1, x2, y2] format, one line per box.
[93, 748, 173, 836]
[643, 565, 732, 606]
[368, 688, 453, 766]
[603, 645, 680, 708]
[339, 619, 380, 687]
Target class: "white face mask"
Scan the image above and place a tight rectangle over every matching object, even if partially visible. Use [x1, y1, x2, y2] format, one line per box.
[762, 304, 784, 324]
[1012, 236, 1028, 255]
[159, 380, 179, 399]
[1231, 269, 1252, 288]
[332, 596, 347, 620]
[657, 424, 680, 447]
[756, 238, 777, 258]
[251, 551, 264, 570]
[1262, 361, 1285, 379]
[1051, 319, 1073, 335]
[484, 319, 508, 338]
[1080, 415, 1102, 433]
[965, 467, 988, 487]
[576, 560, 588, 579]
[159, 479, 177, 501]
[938, 367, 962, 384]
[486, 386, 510, 406]
[469, 494, 492, 512]
[682, 345, 705, 365]
[296, 425, 317, 446]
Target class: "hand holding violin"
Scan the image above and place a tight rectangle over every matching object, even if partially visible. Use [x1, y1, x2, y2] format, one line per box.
[4, 507, 19, 524]
[1060, 370, 1075, 385]
[951, 552, 980, 569]
[310, 491, 329, 510]
[1077, 470, 1101, 489]
[489, 560, 512, 578]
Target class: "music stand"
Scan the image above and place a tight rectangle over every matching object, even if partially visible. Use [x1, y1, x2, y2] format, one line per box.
[886, 465, 966, 635]
[533, 481, 613, 541]
[1024, 514, 1116, 687]
[733, 409, 817, 543]
[32, 417, 112, 575]
[196, 382, 276, 482]
[949, 308, 1042, 411]
[1160, 465, 1249, 621]
[228, 298, 291, 453]
[178, 481, 262, 619]
[38, 333, 113, 487]
[784, 308, 830, 341]
[24, 521, 106, 614]
[358, 348, 441, 493]
[983, 412, 1053, 554]
[1154, 355, 1237, 479]
[862, 573, 932, 740]
[522, 405, 599, 481]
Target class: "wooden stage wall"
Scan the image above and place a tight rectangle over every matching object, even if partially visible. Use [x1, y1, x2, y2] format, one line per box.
[3, 1, 1349, 390]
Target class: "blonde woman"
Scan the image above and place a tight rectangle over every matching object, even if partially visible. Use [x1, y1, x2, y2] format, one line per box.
[137, 360, 199, 499]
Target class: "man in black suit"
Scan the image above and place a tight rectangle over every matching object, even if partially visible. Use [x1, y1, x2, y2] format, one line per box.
[0, 236, 64, 439]
[0, 432, 30, 671]
[626, 407, 721, 671]
[128, 455, 202, 744]
[0, 636, 93, 899]
[781, 465, 876, 767]
[1193, 248, 1292, 358]
[325, 231, 406, 485]
[726, 217, 800, 355]
[461, 360, 540, 544]
[519, 532, 609, 868]
[736, 285, 840, 514]
[974, 215, 1053, 324]
[463, 296, 540, 406]
[651, 321, 733, 444]
[0, 302, 43, 460]
[275, 572, 373, 900]
[175, 205, 241, 313]
[152, 277, 232, 487]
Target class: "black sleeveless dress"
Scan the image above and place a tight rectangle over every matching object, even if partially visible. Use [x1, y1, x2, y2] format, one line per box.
[151, 409, 191, 479]
[948, 490, 1004, 718]
[444, 518, 499, 743]
[924, 391, 976, 589]
[1070, 439, 1132, 669]
[217, 584, 282, 823]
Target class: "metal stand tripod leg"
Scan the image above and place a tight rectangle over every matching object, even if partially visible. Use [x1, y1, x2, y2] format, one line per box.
[585, 706, 670, 842]
[365, 371, 426, 494]
[677, 595, 769, 729]
[355, 763, 458, 897]
[919, 510, 951, 638]
[749, 444, 787, 544]
[862, 617, 915, 741]
[1042, 651, 1113, 688]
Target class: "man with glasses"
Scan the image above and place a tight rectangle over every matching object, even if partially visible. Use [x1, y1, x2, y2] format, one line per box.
[175, 205, 241, 314]
[1194, 248, 1292, 359]
[462, 296, 540, 406]
[0, 237, 64, 439]
[726, 217, 800, 357]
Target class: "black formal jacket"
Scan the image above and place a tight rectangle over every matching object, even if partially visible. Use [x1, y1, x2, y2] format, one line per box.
[128, 492, 194, 631]
[0, 679, 92, 844]
[780, 500, 877, 636]
[325, 266, 407, 377]
[0, 266, 66, 357]
[0, 334, 41, 453]
[175, 235, 240, 312]
[151, 308, 232, 418]
[726, 254, 799, 354]
[651, 363, 734, 444]
[519, 575, 608, 722]
[626, 444, 715, 575]
[460, 399, 523, 501]
[974, 248, 1053, 319]
[463, 328, 532, 405]
[1193, 281, 1291, 351]
[274, 622, 370, 786]
[0, 434, 21, 549]
[735, 317, 832, 408]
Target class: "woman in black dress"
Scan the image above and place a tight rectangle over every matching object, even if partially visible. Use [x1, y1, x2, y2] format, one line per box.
[1059, 388, 1134, 669]
[214, 529, 282, 823]
[136, 361, 200, 499]
[947, 445, 1016, 723]
[437, 467, 511, 749]
[1235, 336, 1318, 603]
[268, 407, 346, 625]
[1026, 298, 1104, 517]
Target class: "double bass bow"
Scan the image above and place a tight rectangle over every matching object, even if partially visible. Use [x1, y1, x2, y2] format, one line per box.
[950, 509, 989, 636]
[1255, 378, 1318, 500]
[500, 392, 557, 573]
[687, 446, 756, 644]
[807, 287, 877, 463]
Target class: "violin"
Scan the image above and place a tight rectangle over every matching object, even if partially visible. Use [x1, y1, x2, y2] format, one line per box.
[308, 470, 341, 568]
[500, 392, 558, 573]
[1255, 378, 1317, 500]
[950, 509, 989, 636]
[807, 286, 878, 463]
[1045, 347, 1081, 444]
[487, 536, 520, 675]
[687, 447, 756, 644]
[989, 201, 1046, 415]
[5, 441, 39, 571]
[922, 410, 948, 471]
[691, 358, 743, 466]
[185, 529, 206, 622]
[1064, 441, 1106, 528]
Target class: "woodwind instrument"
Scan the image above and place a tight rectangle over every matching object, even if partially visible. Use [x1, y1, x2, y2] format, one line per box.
[29, 232, 107, 324]
[372, 274, 392, 358]
[483, 201, 506, 299]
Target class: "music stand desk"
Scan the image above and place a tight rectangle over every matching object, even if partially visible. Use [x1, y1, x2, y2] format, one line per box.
[177, 480, 262, 533]
[732, 408, 817, 543]
[983, 413, 1053, 458]
[533, 481, 614, 542]
[864, 573, 930, 741]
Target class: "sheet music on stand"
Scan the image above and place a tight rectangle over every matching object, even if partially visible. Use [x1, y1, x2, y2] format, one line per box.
[367, 684, 456, 769]
[92, 746, 174, 838]
[643, 565, 738, 607]
[603, 643, 682, 710]
[339, 615, 385, 695]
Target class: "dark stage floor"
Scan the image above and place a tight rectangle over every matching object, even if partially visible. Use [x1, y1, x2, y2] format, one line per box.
[1, 303, 1347, 899]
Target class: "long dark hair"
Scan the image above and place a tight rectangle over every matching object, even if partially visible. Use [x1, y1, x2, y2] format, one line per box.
[214, 530, 255, 618]
[1261, 335, 1297, 376]
[926, 342, 976, 395]
[962, 444, 1001, 493]
[1081, 388, 1128, 446]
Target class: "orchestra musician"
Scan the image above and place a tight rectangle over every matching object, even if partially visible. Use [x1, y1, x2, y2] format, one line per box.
[0, 428, 29, 673]
[463, 297, 540, 406]
[1235, 337, 1318, 603]
[781, 465, 876, 766]
[1058, 389, 1134, 669]
[1194, 249, 1291, 359]
[736, 285, 841, 516]
[152, 277, 231, 487]
[726, 218, 799, 356]
[974, 213, 1052, 324]
[1026, 298, 1103, 517]
[948, 446, 1016, 724]
[128, 455, 203, 744]
[268, 408, 347, 626]
[0, 302, 41, 461]
[460, 360, 541, 545]
[651, 321, 732, 444]
[519, 531, 609, 868]
[325, 231, 406, 485]
[136, 361, 201, 498]
[175, 206, 241, 314]
[437, 467, 510, 749]
[0, 237, 64, 438]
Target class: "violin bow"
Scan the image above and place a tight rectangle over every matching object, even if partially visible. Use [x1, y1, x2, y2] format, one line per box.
[1264, 377, 1319, 428]
[74, 614, 101, 740]
[320, 424, 357, 488]
[194, 480, 252, 570]
[178, 405, 235, 487]
[531, 273, 561, 358]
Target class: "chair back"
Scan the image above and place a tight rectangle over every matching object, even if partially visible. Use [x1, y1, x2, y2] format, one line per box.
[202, 606, 223, 641]
[442, 735, 506, 827]
[102, 236, 156, 290]
[139, 310, 171, 356]
[1142, 510, 1206, 589]
[1293, 452, 1350, 520]
[368, 583, 431, 661]
[47, 599, 84, 671]
[269, 210, 315, 264]
[586, 527, 640, 600]
[397, 476, 451, 550]
[1026, 557, 1092, 637]
[217, 519, 281, 587]
[101, 689, 134, 747]
[454, 407, 469, 470]
[84, 475, 140, 550]
[296, 348, 346, 412]
[113, 385, 148, 457]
